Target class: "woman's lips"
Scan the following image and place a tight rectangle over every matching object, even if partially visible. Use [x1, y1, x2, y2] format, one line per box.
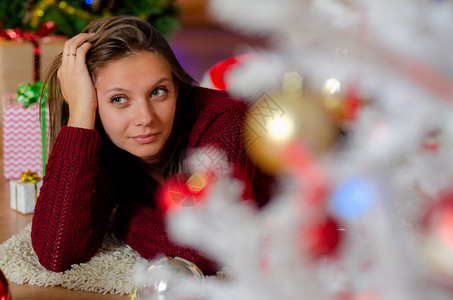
[132, 133, 158, 144]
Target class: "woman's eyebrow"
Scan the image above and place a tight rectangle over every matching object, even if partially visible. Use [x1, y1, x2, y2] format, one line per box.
[102, 77, 172, 96]
[151, 77, 172, 87]
[104, 87, 129, 95]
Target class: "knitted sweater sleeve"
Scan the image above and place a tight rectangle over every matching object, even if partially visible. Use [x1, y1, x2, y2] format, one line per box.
[116, 203, 219, 275]
[31, 126, 110, 272]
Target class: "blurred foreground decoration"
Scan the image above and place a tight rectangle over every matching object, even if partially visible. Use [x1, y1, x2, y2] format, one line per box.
[134, 0, 453, 299]
[131, 256, 204, 300]
[0, 267, 10, 300]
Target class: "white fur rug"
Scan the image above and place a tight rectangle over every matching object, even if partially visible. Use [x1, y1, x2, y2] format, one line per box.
[0, 224, 145, 295]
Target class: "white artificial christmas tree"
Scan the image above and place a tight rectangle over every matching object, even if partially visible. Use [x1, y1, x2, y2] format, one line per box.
[133, 0, 453, 299]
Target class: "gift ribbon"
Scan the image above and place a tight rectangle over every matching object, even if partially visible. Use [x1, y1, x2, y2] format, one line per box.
[2, 23, 53, 177]
[14, 170, 40, 213]
[0, 21, 55, 81]
[21, 170, 40, 202]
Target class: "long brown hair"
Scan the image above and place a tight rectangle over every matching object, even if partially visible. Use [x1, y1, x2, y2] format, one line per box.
[42, 16, 196, 177]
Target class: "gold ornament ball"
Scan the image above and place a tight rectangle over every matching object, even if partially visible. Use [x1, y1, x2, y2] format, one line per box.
[244, 89, 338, 175]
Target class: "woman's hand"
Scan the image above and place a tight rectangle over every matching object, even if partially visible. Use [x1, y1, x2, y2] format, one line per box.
[58, 33, 97, 129]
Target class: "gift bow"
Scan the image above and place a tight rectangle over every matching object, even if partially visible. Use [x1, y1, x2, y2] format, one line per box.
[16, 81, 47, 107]
[21, 170, 40, 184]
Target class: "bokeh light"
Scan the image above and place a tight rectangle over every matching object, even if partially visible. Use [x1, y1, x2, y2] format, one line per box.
[331, 177, 375, 219]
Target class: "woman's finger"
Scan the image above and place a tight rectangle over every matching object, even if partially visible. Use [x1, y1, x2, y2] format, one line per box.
[75, 42, 92, 65]
[62, 33, 95, 65]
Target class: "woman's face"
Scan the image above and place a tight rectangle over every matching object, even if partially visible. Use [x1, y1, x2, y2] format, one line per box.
[95, 51, 178, 162]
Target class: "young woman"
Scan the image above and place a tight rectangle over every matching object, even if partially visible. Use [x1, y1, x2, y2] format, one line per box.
[31, 16, 273, 275]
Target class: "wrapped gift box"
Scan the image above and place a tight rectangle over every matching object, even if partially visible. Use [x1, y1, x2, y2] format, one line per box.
[0, 37, 65, 127]
[3, 95, 48, 179]
[0, 40, 33, 98]
[0, 37, 66, 97]
[10, 178, 43, 214]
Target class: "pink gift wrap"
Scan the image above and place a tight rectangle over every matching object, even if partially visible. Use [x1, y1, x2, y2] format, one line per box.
[3, 94, 48, 179]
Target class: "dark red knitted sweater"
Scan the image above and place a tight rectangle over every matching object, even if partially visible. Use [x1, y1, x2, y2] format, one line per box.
[31, 87, 273, 275]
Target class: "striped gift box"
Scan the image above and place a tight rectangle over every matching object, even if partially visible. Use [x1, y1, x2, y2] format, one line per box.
[2, 94, 48, 179]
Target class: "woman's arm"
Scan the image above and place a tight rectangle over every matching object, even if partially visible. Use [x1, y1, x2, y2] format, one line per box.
[31, 32, 105, 272]
[31, 126, 113, 272]
[116, 202, 218, 275]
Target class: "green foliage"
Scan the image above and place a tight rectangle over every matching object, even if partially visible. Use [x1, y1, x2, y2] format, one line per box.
[37, 1, 92, 37]
[0, 0, 28, 29]
[0, 0, 180, 38]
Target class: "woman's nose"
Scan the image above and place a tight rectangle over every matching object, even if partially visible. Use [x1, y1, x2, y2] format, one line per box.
[134, 100, 153, 126]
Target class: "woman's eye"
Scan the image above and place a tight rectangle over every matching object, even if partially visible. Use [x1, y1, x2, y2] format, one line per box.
[151, 87, 168, 98]
[110, 96, 127, 105]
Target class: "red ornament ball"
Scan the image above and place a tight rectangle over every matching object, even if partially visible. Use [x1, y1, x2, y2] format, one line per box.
[0, 268, 10, 300]
[157, 173, 211, 213]
[421, 192, 453, 249]
[420, 192, 453, 281]
[298, 214, 343, 259]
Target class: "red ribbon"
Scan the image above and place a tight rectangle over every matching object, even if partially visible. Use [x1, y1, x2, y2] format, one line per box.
[0, 21, 55, 81]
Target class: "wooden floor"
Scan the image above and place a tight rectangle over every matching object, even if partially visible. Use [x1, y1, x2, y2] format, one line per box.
[0, 24, 265, 299]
